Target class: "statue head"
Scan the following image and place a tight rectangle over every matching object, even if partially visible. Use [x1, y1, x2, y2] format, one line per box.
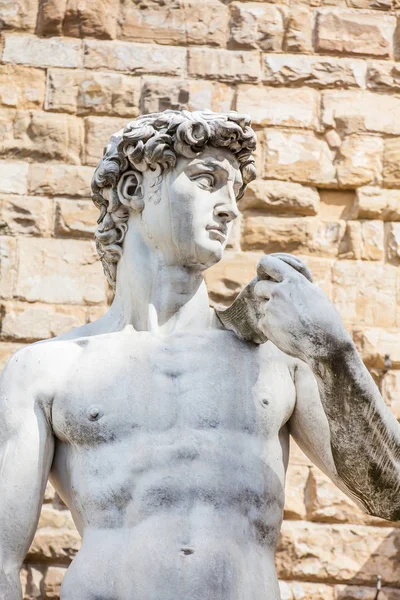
[91, 109, 257, 287]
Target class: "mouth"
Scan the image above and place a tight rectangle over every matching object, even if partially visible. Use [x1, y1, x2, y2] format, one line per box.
[206, 224, 227, 242]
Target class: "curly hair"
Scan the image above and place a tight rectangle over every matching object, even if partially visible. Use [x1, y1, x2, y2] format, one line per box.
[91, 109, 257, 287]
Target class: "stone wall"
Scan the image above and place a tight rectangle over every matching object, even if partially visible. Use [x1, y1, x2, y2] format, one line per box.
[1, 0, 400, 598]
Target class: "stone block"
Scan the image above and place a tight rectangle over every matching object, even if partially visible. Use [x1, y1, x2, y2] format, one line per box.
[120, 0, 228, 47]
[333, 262, 398, 327]
[236, 86, 319, 129]
[367, 61, 400, 91]
[336, 135, 383, 187]
[386, 222, 400, 264]
[347, 0, 392, 7]
[27, 528, 81, 563]
[84, 116, 129, 166]
[339, 220, 384, 261]
[37, 0, 118, 38]
[204, 250, 263, 304]
[315, 9, 396, 57]
[43, 566, 67, 599]
[0, 161, 28, 195]
[335, 585, 400, 600]
[0, 236, 17, 299]
[0, 110, 83, 165]
[322, 91, 400, 136]
[240, 180, 319, 215]
[2, 35, 82, 69]
[276, 521, 400, 585]
[0, 0, 39, 31]
[263, 54, 367, 88]
[28, 164, 92, 198]
[38, 505, 76, 530]
[382, 370, 400, 420]
[279, 580, 335, 600]
[55, 199, 97, 238]
[284, 464, 309, 520]
[264, 130, 335, 185]
[188, 48, 260, 83]
[84, 40, 186, 76]
[0, 195, 53, 237]
[284, 6, 313, 53]
[0, 342, 23, 370]
[46, 69, 141, 117]
[15, 238, 106, 305]
[229, 2, 285, 51]
[319, 190, 357, 220]
[383, 138, 400, 187]
[355, 187, 400, 221]
[1, 301, 86, 342]
[20, 564, 43, 599]
[0, 66, 45, 109]
[297, 255, 334, 298]
[354, 328, 400, 369]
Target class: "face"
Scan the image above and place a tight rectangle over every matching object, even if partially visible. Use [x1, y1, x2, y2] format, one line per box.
[132, 147, 242, 270]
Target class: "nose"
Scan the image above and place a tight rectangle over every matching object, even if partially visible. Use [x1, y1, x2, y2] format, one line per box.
[214, 184, 239, 223]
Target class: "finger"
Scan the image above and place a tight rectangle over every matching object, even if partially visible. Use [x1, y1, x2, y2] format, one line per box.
[254, 280, 278, 299]
[270, 253, 313, 283]
[257, 255, 295, 283]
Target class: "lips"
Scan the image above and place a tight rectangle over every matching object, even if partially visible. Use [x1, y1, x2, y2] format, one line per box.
[206, 224, 227, 241]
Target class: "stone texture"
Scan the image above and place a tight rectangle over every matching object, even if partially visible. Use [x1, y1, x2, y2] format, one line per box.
[229, 2, 285, 51]
[382, 370, 400, 420]
[0, 161, 28, 195]
[367, 61, 400, 91]
[0, 301, 86, 342]
[284, 465, 309, 520]
[46, 69, 141, 117]
[276, 521, 400, 585]
[2, 35, 82, 69]
[36, 0, 118, 39]
[120, 0, 228, 47]
[0, 341, 23, 370]
[0, 110, 82, 164]
[355, 187, 400, 221]
[336, 135, 383, 187]
[0, 0, 39, 31]
[84, 40, 186, 76]
[386, 222, 400, 264]
[188, 48, 261, 82]
[284, 6, 313, 53]
[55, 199, 97, 238]
[335, 585, 400, 600]
[319, 190, 357, 220]
[264, 130, 336, 185]
[383, 138, 400, 187]
[84, 116, 128, 166]
[263, 54, 367, 88]
[279, 580, 335, 600]
[0, 236, 17, 299]
[0, 195, 53, 237]
[15, 238, 106, 305]
[27, 528, 81, 564]
[315, 9, 396, 58]
[0, 66, 45, 109]
[236, 86, 319, 129]
[240, 180, 319, 215]
[28, 164, 92, 198]
[204, 251, 263, 304]
[354, 328, 400, 369]
[339, 220, 384, 261]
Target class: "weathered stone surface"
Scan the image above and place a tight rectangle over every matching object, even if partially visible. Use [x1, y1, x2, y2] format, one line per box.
[38, 506, 76, 531]
[354, 327, 400, 369]
[315, 9, 396, 57]
[237, 86, 319, 129]
[204, 250, 263, 304]
[28, 164, 92, 198]
[279, 580, 335, 600]
[0, 0, 39, 30]
[339, 220, 384, 261]
[84, 116, 128, 166]
[336, 135, 383, 187]
[356, 187, 400, 221]
[0, 66, 45, 109]
[367, 61, 400, 91]
[120, 0, 228, 47]
[2, 35, 82, 69]
[84, 40, 186, 76]
[284, 6, 313, 53]
[284, 465, 309, 520]
[263, 54, 367, 88]
[346, 0, 392, 7]
[0, 161, 28, 195]
[276, 521, 400, 585]
[383, 138, 400, 187]
[382, 370, 400, 420]
[264, 130, 335, 185]
[15, 238, 106, 305]
[335, 584, 400, 600]
[37, 0, 118, 39]
[0, 195, 53, 237]
[0, 342, 23, 370]
[188, 48, 260, 82]
[20, 564, 43, 599]
[333, 261, 398, 327]
[46, 69, 141, 117]
[322, 91, 400, 135]
[386, 222, 400, 264]
[0, 110, 83, 164]
[0, 236, 17, 299]
[240, 180, 319, 215]
[229, 2, 285, 51]
[296, 255, 334, 298]
[319, 190, 357, 220]
[0, 301, 86, 342]
[55, 199, 97, 238]
[43, 566, 67, 599]
[27, 528, 81, 564]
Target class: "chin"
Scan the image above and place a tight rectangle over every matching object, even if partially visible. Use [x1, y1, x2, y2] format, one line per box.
[196, 240, 225, 269]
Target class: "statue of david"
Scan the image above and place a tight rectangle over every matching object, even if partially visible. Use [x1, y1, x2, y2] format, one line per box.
[1, 110, 400, 600]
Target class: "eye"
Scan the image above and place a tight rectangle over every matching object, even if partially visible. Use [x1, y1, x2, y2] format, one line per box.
[192, 173, 215, 190]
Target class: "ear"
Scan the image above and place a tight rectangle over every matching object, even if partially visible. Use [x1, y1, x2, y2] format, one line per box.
[117, 170, 144, 212]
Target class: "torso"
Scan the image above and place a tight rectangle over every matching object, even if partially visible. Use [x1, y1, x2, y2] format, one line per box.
[38, 326, 297, 600]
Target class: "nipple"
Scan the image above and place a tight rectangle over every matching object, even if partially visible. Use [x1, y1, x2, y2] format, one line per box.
[88, 406, 102, 421]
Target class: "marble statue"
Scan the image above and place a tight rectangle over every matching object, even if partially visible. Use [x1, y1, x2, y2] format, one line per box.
[1, 109, 400, 600]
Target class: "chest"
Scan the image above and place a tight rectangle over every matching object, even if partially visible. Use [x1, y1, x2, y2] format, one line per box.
[51, 331, 296, 445]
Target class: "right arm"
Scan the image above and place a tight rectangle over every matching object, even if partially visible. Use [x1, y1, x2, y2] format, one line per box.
[0, 349, 54, 599]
